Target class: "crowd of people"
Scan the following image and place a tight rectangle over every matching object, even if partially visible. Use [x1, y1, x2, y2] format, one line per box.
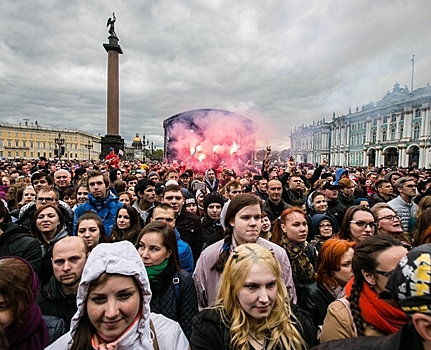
[1, 148, 431, 349]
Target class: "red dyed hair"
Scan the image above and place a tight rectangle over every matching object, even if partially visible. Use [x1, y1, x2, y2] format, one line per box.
[316, 239, 355, 289]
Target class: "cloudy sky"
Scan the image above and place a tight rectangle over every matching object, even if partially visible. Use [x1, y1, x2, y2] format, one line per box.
[2, 0, 431, 151]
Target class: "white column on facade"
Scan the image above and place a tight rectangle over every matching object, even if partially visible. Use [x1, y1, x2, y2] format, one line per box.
[345, 125, 350, 146]
[376, 148, 382, 166]
[376, 116, 382, 142]
[365, 121, 371, 143]
[404, 108, 412, 140]
[401, 148, 408, 168]
[423, 107, 430, 137]
[398, 147, 404, 167]
[419, 146, 426, 168]
[363, 150, 368, 166]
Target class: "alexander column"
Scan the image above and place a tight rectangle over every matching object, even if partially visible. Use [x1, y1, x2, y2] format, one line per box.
[100, 12, 124, 159]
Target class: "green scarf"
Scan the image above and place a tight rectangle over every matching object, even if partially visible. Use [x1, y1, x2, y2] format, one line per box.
[145, 259, 169, 280]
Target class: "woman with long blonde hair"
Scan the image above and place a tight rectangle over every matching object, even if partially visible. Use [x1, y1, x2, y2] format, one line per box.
[191, 243, 307, 349]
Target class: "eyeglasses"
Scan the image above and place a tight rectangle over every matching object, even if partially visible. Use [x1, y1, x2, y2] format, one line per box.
[350, 221, 376, 229]
[373, 269, 393, 277]
[377, 215, 400, 222]
[36, 197, 56, 203]
[319, 223, 332, 228]
[404, 184, 417, 188]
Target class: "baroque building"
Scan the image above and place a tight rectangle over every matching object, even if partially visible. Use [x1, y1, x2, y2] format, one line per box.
[0, 122, 101, 160]
[290, 83, 431, 168]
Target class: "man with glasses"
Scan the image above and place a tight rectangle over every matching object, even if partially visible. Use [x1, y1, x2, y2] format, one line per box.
[388, 177, 418, 236]
[150, 203, 193, 274]
[16, 188, 74, 233]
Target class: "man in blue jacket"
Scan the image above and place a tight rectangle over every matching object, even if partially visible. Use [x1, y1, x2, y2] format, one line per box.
[73, 170, 123, 236]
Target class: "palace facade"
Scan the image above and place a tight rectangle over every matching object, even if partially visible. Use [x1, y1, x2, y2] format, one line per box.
[290, 82, 431, 168]
[0, 122, 101, 160]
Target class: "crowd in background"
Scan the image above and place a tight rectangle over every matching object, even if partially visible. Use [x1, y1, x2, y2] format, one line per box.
[1, 148, 431, 349]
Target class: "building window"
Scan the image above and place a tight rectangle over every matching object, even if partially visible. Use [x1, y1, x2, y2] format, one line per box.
[352, 124, 355, 131]
[400, 113, 404, 121]
[22, 141, 26, 147]
[0, 140, 2, 147]
[372, 130, 376, 143]
[30, 133, 33, 138]
[30, 141, 34, 147]
[391, 128, 396, 140]
[415, 109, 421, 118]
[7, 140, 11, 147]
[350, 135, 354, 145]
[400, 125, 403, 138]
[356, 134, 360, 145]
[383, 116, 388, 123]
[15, 151, 18, 157]
[391, 114, 396, 122]
[373, 119, 377, 126]
[8, 151, 11, 157]
[382, 129, 387, 142]
[37, 152, 40, 157]
[15, 140, 19, 147]
[7, 132, 10, 137]
[75, 153, 78, 158]
[363, 132, 366, 143]
[30, 152, 33, 157]
[23, 152, 26, 157]
[413, 123, 420, 139]
[15, 133, 18, 137]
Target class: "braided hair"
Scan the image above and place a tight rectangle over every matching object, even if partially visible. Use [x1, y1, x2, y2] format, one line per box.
[211, 194, 262, 272]
[349, 236, 402, 336]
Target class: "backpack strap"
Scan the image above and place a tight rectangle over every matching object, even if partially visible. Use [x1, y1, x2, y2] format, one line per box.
[149, 319, 160, 350]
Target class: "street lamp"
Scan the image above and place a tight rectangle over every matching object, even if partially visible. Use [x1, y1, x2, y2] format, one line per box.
[85, 140, 93, 161]
[54, 133, 65, 162]
[142, 135, 149, 161]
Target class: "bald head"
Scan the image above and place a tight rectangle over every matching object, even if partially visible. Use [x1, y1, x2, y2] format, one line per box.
[52, 237, 88, 295]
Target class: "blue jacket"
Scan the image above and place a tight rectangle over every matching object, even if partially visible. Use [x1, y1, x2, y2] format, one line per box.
[73, 191, 123, 236]
[175, 228, 194, 275]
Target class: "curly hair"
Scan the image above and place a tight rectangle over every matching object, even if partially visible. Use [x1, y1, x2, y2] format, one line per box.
[349, 236, 402, 336]
[214, 244, 305, 350]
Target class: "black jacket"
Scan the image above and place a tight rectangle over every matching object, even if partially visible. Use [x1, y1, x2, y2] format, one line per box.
[149, 261, 198, 341]
[36, 273, 77, 331]
[263, 199, 291, 223]
[298, 281, 335, 328]
[326, 199, 347, 227]
[201, 217, 224, 246]
[312, 321, 423, 350]
[191, 304, 317, 349]
[0, 222, 42, 276]
[175, 208, 205, 263]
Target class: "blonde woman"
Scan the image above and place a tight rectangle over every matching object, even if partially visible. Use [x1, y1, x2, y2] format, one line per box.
[191, 243, 308, 349]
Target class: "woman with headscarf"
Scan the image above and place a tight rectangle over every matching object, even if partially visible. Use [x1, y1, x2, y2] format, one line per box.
[46, 241, 189, 349]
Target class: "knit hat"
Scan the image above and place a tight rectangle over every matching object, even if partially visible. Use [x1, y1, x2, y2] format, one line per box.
[382, 244, 431, 314]
[204, 193, 225, 212]
[184, 193, 196, 206]
[147, 171, 158, 179]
